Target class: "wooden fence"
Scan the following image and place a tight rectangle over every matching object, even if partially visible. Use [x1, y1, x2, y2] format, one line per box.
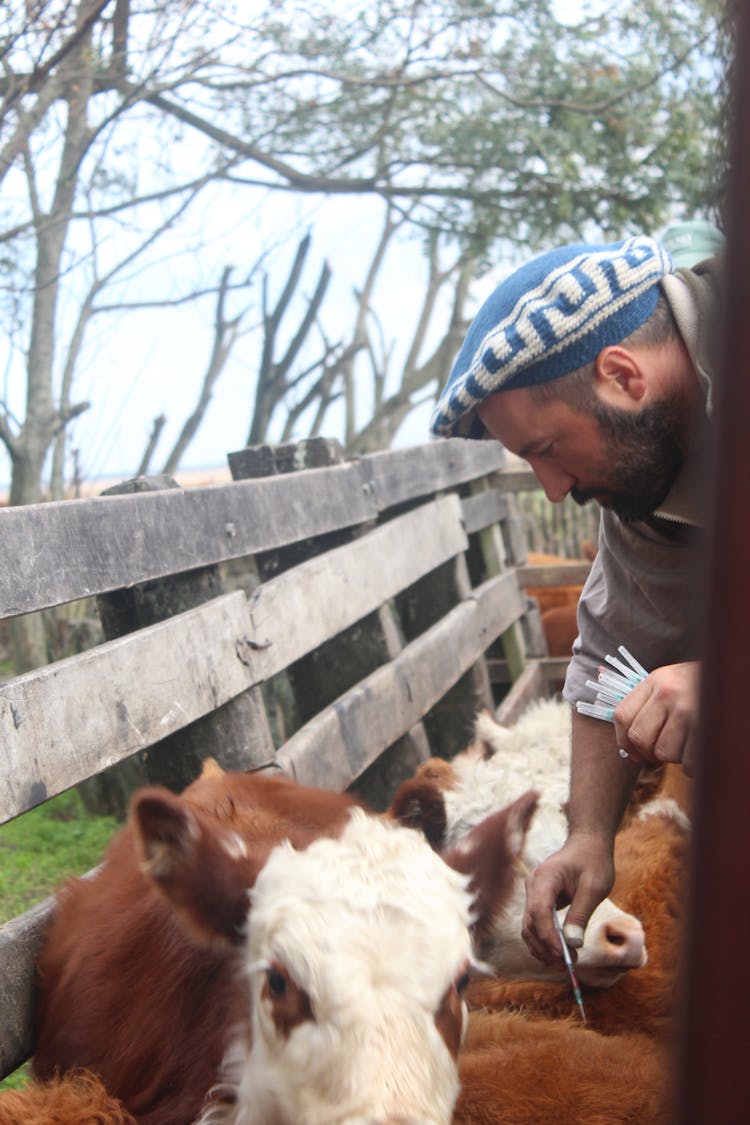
[0, 435, 589, 1081]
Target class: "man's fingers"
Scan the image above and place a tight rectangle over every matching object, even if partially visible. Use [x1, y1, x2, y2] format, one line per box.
[522, 866, 570, 966]
[614, 662, 699, 770]
[562, 922, 585, 949]
[615, 690, 664, 758]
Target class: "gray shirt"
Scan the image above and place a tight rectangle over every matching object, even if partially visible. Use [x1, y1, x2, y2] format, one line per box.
[563, 258, 721, 707]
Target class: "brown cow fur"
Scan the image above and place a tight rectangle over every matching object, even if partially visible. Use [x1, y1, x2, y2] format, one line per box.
[455, 1010, 675, 1123]
[0, 1070, 135, 1125]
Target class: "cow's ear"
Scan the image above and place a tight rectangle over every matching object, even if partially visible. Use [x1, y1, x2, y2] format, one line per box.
[474, 709, 508, 757]
[441, 791, 539, 940]
[387, 778, 448, 850]
[132, 788, 269, 946]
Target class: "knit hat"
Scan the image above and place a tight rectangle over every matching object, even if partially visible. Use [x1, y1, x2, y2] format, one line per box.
[430, 235, 674, 439]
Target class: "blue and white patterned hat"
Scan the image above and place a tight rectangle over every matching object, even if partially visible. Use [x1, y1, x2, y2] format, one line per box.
[430, 236, 674, 439]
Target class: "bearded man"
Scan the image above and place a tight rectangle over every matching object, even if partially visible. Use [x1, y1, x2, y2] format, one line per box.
[431, 235, 721, 973]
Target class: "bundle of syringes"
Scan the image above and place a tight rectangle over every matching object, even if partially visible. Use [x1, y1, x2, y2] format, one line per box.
[575, 645, 648, 723]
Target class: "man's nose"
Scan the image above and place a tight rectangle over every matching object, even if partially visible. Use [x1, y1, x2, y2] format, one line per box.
[531, 461, 575, 503]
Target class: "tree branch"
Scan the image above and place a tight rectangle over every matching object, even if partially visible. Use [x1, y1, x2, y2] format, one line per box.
[162, 265, 253, 474]
[135, 414, 167, 476]
[0, 0, 114, 123]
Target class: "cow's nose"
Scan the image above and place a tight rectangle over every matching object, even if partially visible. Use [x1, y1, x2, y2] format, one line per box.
[604, 916, 648, 969]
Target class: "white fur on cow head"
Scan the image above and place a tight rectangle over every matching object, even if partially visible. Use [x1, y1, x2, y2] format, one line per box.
[222, 811, 476, 1125]
[144, 805, 491, 1125]
[391, 699, 648, 989]
[136, 789, 539, 1124]
[445, 700, 572, 860]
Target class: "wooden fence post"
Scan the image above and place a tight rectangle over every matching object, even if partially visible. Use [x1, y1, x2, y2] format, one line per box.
[468, 477, 532, 682]
[228, 439, 431, 807]
[88, 475, 276, 807]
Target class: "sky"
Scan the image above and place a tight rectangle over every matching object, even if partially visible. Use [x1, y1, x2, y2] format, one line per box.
[81, 195, 442, 480]
[1, 181, 696, 497]
[1, 183, 471, 493]
[0, 0, 717, 497]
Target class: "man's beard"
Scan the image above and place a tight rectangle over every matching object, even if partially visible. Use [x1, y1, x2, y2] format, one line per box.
[570, 396, 684, 522]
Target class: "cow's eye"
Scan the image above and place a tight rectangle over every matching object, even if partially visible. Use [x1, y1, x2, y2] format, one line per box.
[268, 967, 288, 997]
[455, 970, 470, 995]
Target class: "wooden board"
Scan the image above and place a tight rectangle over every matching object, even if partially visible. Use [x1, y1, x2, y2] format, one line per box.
[275, 571, 526, 788]
[493, 465, 538, 492]
[517, 562, 592, 587]
[488, 657, 571, 686]
[0, 896, 55, 1077]
[0, 464, 375, 618]
[0, 443, 506, 620]
[0, 593, 257, 823]
[494, 661, 550, 726]
[238, 494, 468, 682]
[0, 498, 469, 823]
[360, 439, 505, 508]
[461, 489, 509, 535]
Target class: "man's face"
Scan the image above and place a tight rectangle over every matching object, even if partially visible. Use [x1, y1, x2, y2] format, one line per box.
[573, 395, 684, 520]
[477, 384, 684, 522]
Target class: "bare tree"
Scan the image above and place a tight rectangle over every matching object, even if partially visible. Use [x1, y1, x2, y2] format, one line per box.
[135, 413, 165, 477]
[1, 0, 724, 508]
[162, 265, 259, 474]
[246, 205, 478, 455]
[246, 233, 333, 447]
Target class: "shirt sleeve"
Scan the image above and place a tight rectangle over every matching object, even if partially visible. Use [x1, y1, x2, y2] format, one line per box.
[562, 509, 704, 708]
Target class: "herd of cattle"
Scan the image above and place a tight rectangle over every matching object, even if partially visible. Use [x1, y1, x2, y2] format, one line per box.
[523, 542, 598, 658]
[0, 689, 690, 1125]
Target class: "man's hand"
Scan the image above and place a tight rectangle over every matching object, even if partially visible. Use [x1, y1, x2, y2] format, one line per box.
[522, 834, 615, 969]
[613, 661, 700, 776]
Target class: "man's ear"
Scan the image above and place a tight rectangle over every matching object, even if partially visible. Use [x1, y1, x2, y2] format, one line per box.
[593, 345, 647, 407]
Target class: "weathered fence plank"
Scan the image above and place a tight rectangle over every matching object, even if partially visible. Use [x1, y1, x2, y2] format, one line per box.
[276, 571, 526, 788]
[494, 660, 549, 727]
[360, 439, 506, 508]
[0, 465, 375, 617]
[0, 896, 55, 1077]
[493, 466, 538, 492]
[241, 494, 467, 680]
[0, 442, 506, 619]
[517, 562, 592, 587]
[0, 593, 255, 824]
[461, 489, 509, 535]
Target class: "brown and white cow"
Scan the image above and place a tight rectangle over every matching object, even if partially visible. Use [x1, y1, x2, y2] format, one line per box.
[31, 767, 674, 1124]
[33, 769, 366, 1125]
[465, 767, 693, 1041]
[33, 767, 533, 1125]
[390, 698, 648, 989]
[159, 802, 496, 1125]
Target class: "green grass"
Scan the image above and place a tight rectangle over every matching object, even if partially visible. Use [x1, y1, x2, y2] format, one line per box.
[1, 1062, 31, 1091]
[0, 788, 118, 923]
[0, 790, 118, 1093]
